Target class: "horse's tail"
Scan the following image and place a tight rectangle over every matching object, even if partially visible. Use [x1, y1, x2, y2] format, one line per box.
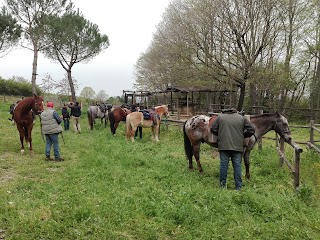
[87, 109, 93, 130]
[109, 111, 115, 134]
[183, 121, 193, 162]
[125, 114, 132, 140]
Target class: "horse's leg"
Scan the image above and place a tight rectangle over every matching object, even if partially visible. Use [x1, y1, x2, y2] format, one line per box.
[243, 150, 251, 180]
[153, 124, 159, 142]
[193, 143, 203, 173]
[17, 125, 25, 154]
[114, 122, 119, 135]
[130, 125, 137, 142]
[28, 124, 33, 155]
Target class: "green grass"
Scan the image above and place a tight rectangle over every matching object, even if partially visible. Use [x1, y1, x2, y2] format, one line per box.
[0, 103, 319, 239]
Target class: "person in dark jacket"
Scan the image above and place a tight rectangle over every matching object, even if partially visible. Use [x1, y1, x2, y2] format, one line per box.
[211, 108, 255, 190]
[69, 101, 82, 133]
[40, 102, 64, 161]
[61, 104, 70, 130]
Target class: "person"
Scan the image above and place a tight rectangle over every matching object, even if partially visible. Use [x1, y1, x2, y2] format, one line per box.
[40, 102, 64, 161]
[131, 104, 143, 139]
[69, 101, 82, 133]
[61, 104, 70, 130]
[211, 108, 255, 190]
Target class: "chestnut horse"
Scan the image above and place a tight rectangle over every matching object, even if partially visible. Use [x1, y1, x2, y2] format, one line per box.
[126, 105, 169, 142]
[183, 112, 292, 180]
[13, 94, 44, 154]
[108, 107, 131, 135]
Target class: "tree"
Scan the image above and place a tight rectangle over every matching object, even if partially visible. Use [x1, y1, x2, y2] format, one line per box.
[5, 0, 73, 94]
[80, 86, 95, 100]
[95, 89, 108, 102]
[0, 6, 21, 57]
[40, 73, 56, 94]
[42, 10, 110, 102]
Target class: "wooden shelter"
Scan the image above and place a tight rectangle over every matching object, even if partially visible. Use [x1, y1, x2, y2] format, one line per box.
[124, 86, 237, 119]
[162, 86, 237, 118]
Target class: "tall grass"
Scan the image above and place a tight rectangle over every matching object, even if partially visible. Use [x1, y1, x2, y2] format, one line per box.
[0, 103, 319, 239]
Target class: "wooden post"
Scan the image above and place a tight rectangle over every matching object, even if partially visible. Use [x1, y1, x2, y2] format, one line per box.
[258, 110, 263, 150]
[310, 120, 314, 145]
[294, 148, 301, 188]
[186, 92, 189, 116]
[177, 98, 180, 120]
[280, 138, 284, 166]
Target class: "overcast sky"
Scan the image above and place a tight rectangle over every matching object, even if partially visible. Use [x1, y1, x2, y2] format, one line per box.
[0, 0, 170, 97]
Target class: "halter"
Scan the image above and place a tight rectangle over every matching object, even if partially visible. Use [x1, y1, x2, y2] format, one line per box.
[275, 118, 290, 137]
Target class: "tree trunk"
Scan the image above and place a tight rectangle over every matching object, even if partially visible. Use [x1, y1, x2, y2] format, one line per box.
[67, 69, 76, 102]
[31, 42, 39, 95]
[237, 82, 246, 111]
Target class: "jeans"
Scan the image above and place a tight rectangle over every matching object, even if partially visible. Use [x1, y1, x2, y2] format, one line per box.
[219, 150, 242, 190]
[63, 119, 70, 130]
[45, 134, 60, 159]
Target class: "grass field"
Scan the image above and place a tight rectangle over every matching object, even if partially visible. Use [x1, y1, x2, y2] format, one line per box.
[0, 102, 319, 239]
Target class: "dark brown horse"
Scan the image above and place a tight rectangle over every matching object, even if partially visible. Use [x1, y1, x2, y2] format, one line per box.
[108, 107, 131, 135]
[183, 112, 292, 180]
[13, 94, 44, 154]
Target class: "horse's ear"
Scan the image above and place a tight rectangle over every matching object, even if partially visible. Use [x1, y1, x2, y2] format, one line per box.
[34, 93, 37, 98]
[274, 111, 280, 116]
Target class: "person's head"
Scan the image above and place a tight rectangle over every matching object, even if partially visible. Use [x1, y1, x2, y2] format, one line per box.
[47, 102, 54, 108]
[75, 101, 79, 106]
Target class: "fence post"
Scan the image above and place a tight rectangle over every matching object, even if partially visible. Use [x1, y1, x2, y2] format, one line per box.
[258, 110, 263, 150]
[277, 134, 285, 166]
[310, 120, 314, 145]
[294, 148, 301, 188]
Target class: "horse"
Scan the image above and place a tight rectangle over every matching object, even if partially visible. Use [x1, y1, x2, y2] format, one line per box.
[183, 112, 292, 180]
[133, 104, 170, 139]
[87, 103, 109, 130]
[125, 105, 169, 142]
[13, 94, 44, 154]
[108, 107, 131, 135]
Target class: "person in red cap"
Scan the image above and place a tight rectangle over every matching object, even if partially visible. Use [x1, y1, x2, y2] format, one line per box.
[40, 101, 64, 161]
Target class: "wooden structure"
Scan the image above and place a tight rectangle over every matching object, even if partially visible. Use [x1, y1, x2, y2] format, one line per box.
[123, 90, 152, 108]
[125, 86, 237, 119]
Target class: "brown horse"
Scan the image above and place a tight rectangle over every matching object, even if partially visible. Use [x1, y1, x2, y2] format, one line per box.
[13, 94, 44, 154]
[108, 107, 131, 135]
[183, 112, 292, 180]
[126, 105, 169, 142]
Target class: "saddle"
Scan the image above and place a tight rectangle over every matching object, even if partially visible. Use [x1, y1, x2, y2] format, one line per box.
[140, 109, 159, 125]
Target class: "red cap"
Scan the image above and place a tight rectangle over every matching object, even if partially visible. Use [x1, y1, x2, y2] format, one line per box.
[47, 102, 54, 108]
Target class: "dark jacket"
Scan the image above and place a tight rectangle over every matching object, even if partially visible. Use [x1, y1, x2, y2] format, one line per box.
[62, 107, 70, 120]
[211, 109, 255, 152]
[69, 104, 81, 117]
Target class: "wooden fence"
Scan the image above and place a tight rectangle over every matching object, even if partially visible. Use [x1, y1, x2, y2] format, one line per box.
[0, 95, 24, 103]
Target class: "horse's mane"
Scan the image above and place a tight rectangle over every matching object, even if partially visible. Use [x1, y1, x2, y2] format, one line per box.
[249, 112, 281, 119]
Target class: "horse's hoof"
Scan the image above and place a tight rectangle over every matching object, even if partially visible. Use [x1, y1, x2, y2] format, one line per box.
[20, 149, 25, 154]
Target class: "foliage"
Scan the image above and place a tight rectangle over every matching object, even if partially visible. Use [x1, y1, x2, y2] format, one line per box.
[0, 76, 42, 96]
[41, 10, 109, 102]
[4, 0, 74, 94]
[0, 6, 21, 57]
[0, 103, 319, 239]
[134, 0, 317, 112]
[80, 86, 96, 103]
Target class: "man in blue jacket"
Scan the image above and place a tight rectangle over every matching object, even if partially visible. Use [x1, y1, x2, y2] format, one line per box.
[211, 108, 255, 190]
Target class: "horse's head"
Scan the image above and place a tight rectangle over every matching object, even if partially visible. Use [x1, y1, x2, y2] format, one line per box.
[32, 94, 44, 114]
[273, 112, 292, 143]
[156, 105, 169, 118]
